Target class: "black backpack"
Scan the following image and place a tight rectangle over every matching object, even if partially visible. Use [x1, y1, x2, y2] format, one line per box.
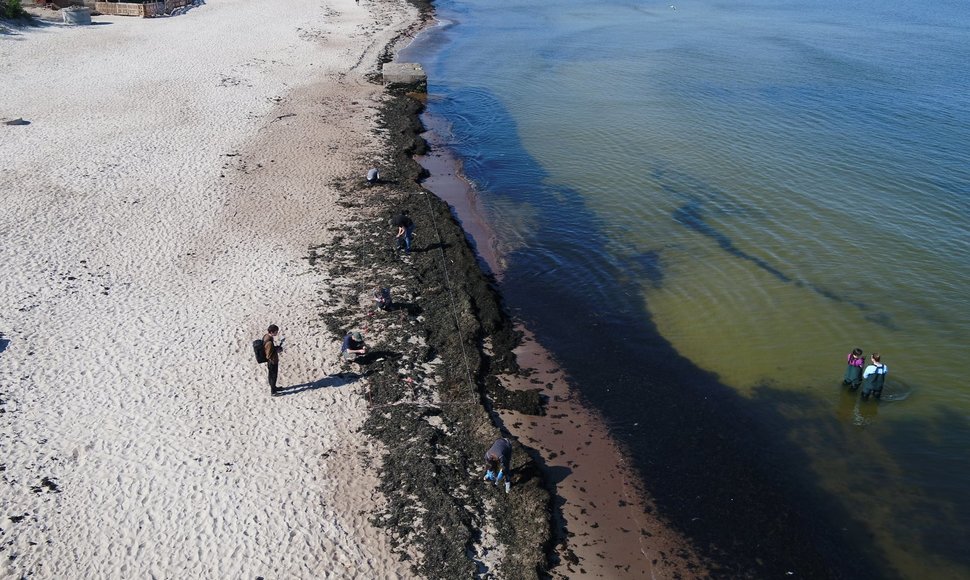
[253, 337, 267, 364]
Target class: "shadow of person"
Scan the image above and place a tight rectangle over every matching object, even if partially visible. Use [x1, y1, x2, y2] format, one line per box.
[523, 462, 570, 487]
[278, 373, 359, 396]
[354, 349, 401, 366]
[390, 302, 423, 316]
[417, 241, 451, 253]
[511, 449, 573, 567]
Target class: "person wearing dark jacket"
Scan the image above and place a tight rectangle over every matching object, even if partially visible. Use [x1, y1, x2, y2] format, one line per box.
[843, 347, 865, 390]
[341, 331, 367, 363]
[861, 353, 888, 401]
[372, 287, 392, 311]
[264, 325, 282, 396]
[391, 210, 414, 254]
[366, 167, 380, 184]
[483, 437, 513, 493]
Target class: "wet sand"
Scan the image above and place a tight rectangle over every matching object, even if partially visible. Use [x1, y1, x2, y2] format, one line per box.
[497, 330, 704, 578]
[308, 85, 553, 579]
[415, 113, 503, 275]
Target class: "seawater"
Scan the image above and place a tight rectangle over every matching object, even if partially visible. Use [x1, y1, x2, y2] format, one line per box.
[402, 0, 970, 577]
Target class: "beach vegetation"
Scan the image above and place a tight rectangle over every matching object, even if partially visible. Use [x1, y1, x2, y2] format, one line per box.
[1, 0, 28, 19]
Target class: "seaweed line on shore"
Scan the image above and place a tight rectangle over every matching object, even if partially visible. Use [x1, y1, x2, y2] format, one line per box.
[310, 74, 553, 577]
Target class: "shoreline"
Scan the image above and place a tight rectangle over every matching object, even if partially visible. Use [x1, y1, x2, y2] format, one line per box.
[326, 80, 553, 578]
[414, 113, 503, 276]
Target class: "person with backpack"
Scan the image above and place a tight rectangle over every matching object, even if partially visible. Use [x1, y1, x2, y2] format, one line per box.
[391, 210, 414, 254]
[263, 325, 283, 396]
[483, 437, 513, 493]
[861, 352, 888, 401]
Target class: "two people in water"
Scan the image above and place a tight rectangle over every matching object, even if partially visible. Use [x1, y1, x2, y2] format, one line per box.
[843, 348, 888, 400]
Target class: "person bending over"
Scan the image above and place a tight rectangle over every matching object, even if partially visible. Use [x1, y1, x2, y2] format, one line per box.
[483, 437, 512, 493]
[372, 287, 392, 311]
[340, 331, 367, 368]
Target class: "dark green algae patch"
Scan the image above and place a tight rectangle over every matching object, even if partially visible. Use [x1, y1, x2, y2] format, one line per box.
[312, 83, 550, 578]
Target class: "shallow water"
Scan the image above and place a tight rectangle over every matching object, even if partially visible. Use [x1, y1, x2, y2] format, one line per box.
[402, 0, 970, 576]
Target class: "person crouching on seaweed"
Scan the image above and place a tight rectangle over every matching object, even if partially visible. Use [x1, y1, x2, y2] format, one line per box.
[483, 437, 513, 493]
[861, 353, 888, 401]
[366, 167, 380, 185]
[843, 347, 865, 390]
[339, 331, 367, 374]
[372, 286, 392, 312]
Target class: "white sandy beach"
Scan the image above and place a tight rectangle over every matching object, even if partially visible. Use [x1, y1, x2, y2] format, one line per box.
[0, 0, 419, 577]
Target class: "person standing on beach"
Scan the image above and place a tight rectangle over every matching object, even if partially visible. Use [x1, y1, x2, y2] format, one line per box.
[483, 437, 512, 493]
[391, 210, 414, 254]
[861, 352, 888, 401]
[264, 325, 282, 396]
